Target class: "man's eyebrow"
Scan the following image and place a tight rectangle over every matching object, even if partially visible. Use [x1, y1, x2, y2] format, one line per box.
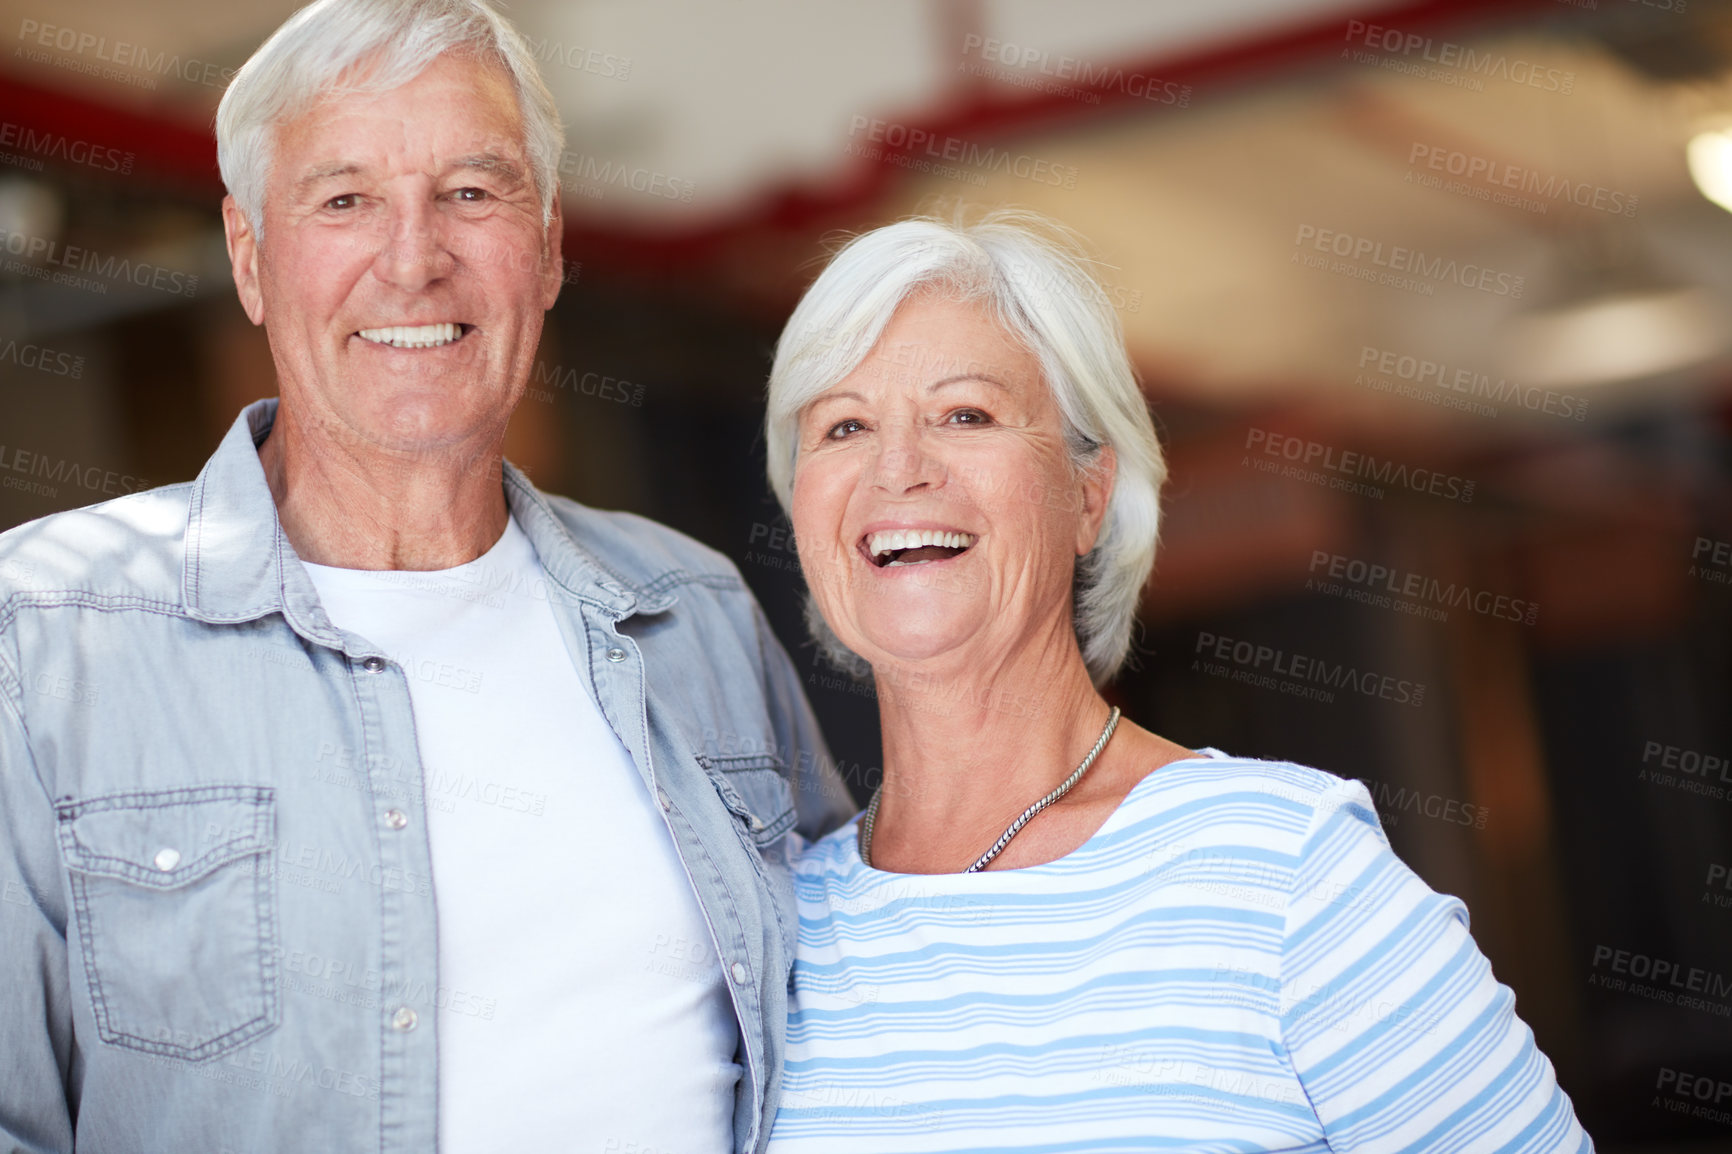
[297, 162, 363, 189]
[454, 153, 525, 182]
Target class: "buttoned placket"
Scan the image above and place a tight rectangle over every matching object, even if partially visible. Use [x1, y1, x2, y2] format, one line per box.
[343, 644, 440, 1154]
[564, 589, 768, 1149]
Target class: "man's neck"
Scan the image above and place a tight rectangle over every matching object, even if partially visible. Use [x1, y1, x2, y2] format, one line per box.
[258, 404, 510, 571]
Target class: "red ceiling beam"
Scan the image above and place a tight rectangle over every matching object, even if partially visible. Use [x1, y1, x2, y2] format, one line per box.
[0, 0, 1565, 268]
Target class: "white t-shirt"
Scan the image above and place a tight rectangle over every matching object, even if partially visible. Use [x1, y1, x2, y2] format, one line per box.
[304, 516, 739, 1154]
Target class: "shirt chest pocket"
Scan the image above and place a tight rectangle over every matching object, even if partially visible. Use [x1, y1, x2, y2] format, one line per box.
[696, 753, 797, 846]
[56, 785, 280, 1062]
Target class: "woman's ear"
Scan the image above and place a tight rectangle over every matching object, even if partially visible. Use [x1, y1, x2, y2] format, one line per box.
[1076, 445, 1117, 556]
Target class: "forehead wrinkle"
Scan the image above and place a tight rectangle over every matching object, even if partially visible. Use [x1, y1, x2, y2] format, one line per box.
[930, 374, 1011, 393]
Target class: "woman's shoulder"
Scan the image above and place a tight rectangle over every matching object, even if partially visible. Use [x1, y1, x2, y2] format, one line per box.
[1100, 749, 1383, 852]
[1135, 748, 1364, 809]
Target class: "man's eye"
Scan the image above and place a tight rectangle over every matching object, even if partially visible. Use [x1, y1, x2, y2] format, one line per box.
[453, 187, 489, 202]
[325, 193, 360, 210]
[827, 419, 866, 439]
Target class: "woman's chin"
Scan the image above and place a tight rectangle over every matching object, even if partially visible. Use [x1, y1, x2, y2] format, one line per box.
[848, 617, 985, 671]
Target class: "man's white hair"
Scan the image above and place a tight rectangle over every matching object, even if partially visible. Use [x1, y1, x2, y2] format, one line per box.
[765, 209, 1166, 686]
[216, 0, 564, 235]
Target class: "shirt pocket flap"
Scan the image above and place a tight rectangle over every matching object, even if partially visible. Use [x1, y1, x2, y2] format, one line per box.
[697, 754, 797, 845]
[57, 786, 275, 890]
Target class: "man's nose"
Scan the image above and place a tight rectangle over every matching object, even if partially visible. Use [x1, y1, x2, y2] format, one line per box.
[372, 200, 453, 291]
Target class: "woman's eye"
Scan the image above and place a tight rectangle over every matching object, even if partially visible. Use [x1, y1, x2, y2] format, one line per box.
[826, 419, 866, 439]
[948, 408, 992, 426]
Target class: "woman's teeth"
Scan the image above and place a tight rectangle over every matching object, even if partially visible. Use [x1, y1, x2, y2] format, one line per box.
[357, 323, 463, 349]
[866, 529, 977, 567]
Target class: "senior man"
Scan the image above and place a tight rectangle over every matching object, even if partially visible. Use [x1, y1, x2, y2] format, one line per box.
[0, 1, 850, 1152]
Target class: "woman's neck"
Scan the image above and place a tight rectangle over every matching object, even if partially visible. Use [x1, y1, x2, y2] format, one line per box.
[864, 624, 1115, 873]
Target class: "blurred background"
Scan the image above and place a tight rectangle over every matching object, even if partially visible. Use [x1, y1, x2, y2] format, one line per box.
[3, 0, 1731, 1146]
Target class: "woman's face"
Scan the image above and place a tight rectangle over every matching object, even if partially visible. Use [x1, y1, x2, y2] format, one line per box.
[791, 292, 1114, 675]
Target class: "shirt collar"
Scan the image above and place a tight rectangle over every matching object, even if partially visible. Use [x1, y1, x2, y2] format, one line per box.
[182, 399, 671, 638]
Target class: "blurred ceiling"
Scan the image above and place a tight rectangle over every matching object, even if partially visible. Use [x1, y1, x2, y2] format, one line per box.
[7, 0, 1732, 407]
[2, 0, 1385, 222]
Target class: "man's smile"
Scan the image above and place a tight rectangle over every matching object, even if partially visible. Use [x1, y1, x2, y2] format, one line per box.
[354, 322, 471, 349]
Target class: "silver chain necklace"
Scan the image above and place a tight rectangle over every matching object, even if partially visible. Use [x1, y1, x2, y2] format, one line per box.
[858, 706, 1120, 873]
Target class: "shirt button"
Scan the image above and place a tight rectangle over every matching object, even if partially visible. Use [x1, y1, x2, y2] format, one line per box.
[606, 647, 627, 663]
[362, 656, 387, 673]
[655, 788, 671, 812]
[384, 809, 408, 830]
[153, 848, 181, 871]
[390, 1006, 418, 1031]
[730, 962, 748, 985]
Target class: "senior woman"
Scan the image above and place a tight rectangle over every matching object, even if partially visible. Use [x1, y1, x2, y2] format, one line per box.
[759, 211, 1590, 1153]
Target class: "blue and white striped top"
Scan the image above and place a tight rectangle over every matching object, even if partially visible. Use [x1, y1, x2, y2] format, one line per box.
[766, 752, 1591, 1153]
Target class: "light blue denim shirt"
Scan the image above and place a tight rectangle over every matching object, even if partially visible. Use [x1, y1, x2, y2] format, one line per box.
[0, 399, 854, 1154]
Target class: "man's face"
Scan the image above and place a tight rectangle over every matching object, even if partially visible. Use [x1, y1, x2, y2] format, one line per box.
[225, 52, 562, 459]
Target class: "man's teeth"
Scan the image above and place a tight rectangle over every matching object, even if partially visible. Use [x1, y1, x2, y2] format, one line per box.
[357, 323, 462, 349]
[866, 529, 976, 556]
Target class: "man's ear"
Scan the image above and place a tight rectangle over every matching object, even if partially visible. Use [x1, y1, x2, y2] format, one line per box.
[223, 195, 266, 326]
[540, 186, 565, 311]
[1076, 445, 1117, 556]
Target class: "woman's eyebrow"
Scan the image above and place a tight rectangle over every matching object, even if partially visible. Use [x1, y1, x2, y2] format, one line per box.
[808, 389, 867, 406]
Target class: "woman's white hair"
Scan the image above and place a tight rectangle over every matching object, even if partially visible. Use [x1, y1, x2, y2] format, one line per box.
[217, 0, 563, 235]
[765, 209, 1166, 686]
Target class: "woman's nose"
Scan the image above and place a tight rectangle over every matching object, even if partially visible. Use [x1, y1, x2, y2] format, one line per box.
[868, 426, 946, 493]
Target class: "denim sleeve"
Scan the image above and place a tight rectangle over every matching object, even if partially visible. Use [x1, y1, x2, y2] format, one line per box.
[0, 677, 76, 1153]
[753, 604, 854, 840]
